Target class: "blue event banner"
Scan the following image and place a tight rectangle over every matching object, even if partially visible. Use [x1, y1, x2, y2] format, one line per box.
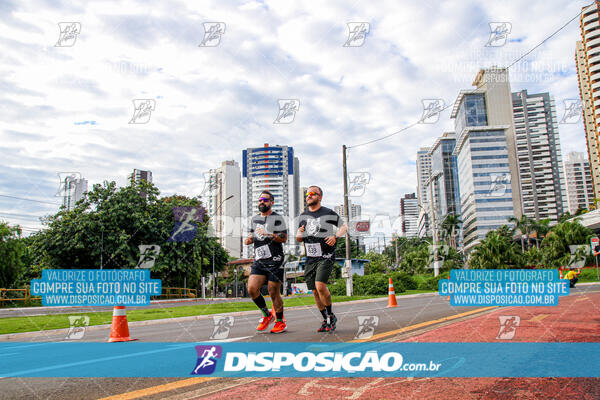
[30, 269, 161, 306]
[439, 269, 569, 306]
[1, 342, 599, 378]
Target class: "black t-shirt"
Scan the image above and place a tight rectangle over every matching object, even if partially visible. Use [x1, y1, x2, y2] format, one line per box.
[250, 211, 287, 264]
[298, 206, 342, 262]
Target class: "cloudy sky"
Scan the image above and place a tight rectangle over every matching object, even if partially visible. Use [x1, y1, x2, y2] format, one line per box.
[0, 0, 591, 239]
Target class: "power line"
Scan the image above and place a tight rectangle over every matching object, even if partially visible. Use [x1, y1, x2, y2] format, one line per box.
[348, 9, 583, 149]
[0, 194, 60, 206]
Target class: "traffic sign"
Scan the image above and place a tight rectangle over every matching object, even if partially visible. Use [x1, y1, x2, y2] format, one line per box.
[591, 237, 600, 256]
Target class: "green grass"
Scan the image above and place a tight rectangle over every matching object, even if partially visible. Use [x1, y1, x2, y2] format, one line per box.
[0, 295, 382, 335]
[578, 268, 600, 282]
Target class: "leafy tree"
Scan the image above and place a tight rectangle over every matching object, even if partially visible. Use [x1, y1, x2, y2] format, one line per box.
[364, 251, 393, 274]
[540, 219, 592, 268]
[0, 221, 27, 288]
[30, 181, 228, 290]
[335, 237, 361, 259]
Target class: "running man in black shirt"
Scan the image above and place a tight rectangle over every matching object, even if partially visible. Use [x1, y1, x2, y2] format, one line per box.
[244, 190, 288, 334]
[296, 185, 348, 332]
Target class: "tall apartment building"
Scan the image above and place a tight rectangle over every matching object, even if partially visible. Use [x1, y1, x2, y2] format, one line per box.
[334, 202, 362, 220]
[451, 67, 520, 253]
[206, 160, 242, 258]
[400, 193, 419, 238]
[563, 151, 595, 213]
[428, 132, 461, 219]
[129, 169, 152, 184]
[298, 186, 308, 213]
[511, 90, 566, 222]
[62, 175, 87, 211]
[416, 147, 432, 236]
[576, 2, 600, 197]
[242, 144, 300, 255]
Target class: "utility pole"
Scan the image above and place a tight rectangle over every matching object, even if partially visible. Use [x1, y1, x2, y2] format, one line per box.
[342, 145, 353, 296]
[394, 233, 399, 267]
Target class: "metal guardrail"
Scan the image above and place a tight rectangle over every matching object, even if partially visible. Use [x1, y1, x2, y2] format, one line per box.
[152, 287, 197, 299]
[0, 287, 41, 306]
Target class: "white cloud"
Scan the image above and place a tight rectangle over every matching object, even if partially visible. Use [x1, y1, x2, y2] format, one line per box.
[0, 0, 591, 241]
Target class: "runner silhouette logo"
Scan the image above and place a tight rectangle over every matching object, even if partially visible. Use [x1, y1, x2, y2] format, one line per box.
[191, 345, 222, 375]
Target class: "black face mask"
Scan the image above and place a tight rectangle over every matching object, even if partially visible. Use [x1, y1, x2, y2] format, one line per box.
[258, 203, 271, 212]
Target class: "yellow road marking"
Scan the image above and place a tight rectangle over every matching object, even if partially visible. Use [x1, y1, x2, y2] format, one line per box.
[527, 314, 549, 322]
[575, 296, 588, 302]
[98, 377, 217, 400]
[352, 306, 497, 342]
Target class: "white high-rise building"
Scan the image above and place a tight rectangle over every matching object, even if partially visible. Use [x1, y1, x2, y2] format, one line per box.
[416, 147, 432, 236]
[62, 175, 87, 211]
[563, 152, 595, 213]
[242, 143, 300, 256]
[451, 67, 520, 253]
[206, 160, 242, 258]
[335, 202, 362, 220]
[400, 193, 419, 238]
[512, 90, 566, 222]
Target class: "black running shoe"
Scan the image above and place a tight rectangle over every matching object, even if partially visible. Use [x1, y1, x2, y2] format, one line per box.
[326, 314, 337, 332]
[317, 320, 329, 332]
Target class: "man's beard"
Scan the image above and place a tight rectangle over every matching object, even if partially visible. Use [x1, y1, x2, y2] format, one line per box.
[259, 204, 271, 212]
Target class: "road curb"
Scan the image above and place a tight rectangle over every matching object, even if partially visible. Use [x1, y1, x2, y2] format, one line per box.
[0, 292, 440, 340]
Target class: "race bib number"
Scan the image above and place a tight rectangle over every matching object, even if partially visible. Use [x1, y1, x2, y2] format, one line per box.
[305, 243, 322, 257]
[255, 244, 272, 260]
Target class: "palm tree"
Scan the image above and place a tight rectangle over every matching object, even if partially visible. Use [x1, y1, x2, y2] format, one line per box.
[468, 230, 522, 269]
[508, 215, 534, 252]
[440, 214, 462, 249]
[541, 219, 593, 268]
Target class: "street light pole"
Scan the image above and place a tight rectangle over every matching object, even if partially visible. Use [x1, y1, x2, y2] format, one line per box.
[342, 145, 353, 296]
[209, 194, 234, 298]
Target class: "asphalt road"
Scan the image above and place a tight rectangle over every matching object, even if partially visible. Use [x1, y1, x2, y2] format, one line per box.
[1, 284, 599, 400]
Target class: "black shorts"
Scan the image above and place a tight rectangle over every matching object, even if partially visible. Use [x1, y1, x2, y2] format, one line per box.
[304, 259, 334, 290]
[250, 260, 284, 283]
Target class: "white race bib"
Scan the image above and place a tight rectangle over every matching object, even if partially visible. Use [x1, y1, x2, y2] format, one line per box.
[305, 242, 322, 257]
[255, 244, 272, 260]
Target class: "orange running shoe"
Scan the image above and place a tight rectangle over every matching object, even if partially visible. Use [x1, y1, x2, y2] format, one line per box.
[270, 320, 287, 334]
[256, 312, 274, 332]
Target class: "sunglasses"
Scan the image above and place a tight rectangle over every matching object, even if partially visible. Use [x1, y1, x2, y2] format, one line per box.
[306, 192, 320, 197]
[258, 197, 271, 203]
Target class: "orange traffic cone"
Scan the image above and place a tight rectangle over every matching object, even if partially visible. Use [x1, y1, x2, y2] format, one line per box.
[387, 278, 398, 308]
[108, 306, 134, 342]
